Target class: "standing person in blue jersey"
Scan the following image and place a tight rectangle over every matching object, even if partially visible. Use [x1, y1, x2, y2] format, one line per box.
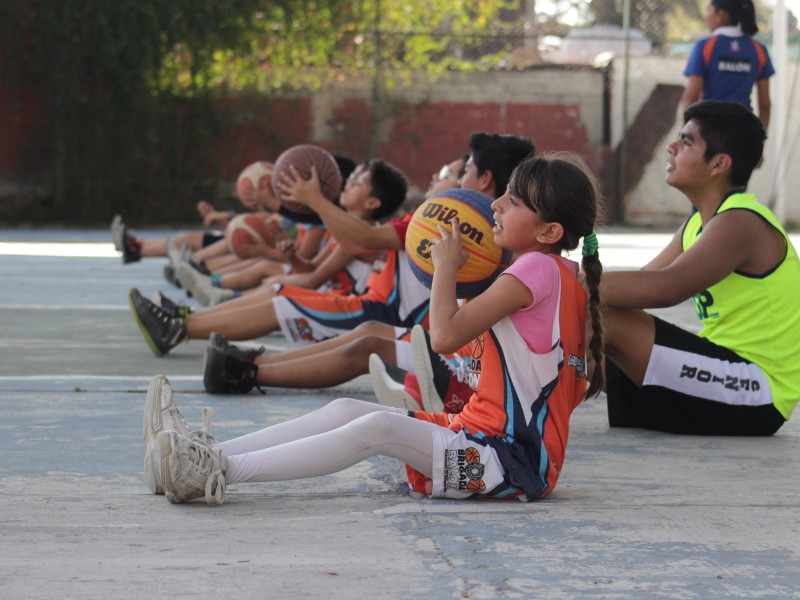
[680, 0, 774, 128]
[600, 100, 800, 436]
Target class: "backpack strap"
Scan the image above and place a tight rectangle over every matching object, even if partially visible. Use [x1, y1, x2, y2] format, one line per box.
[702, 35, 719, 68]
[753, 40, 767, 77]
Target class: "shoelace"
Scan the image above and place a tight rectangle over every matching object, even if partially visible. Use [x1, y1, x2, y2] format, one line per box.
[189, 407, 216, 445]
[224, 354, 266, 394]
[185, 439, 226, 506]
[146, 300, 187, 335]
[242, 361, 266, 395]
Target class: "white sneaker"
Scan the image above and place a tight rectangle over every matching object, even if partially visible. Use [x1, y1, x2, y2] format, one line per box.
[368, 353, 423, 411]
[410, 326, 446, 413]
[208, 287, 236, 306]
[179, 242, 194, 264]
[165, 239, 182, 265]
[176, 262, 215, 306]
[143, 375, 214, 494]
[158, 430, 227, 506]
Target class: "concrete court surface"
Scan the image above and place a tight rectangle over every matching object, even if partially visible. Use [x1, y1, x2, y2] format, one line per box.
[0, 228, 799, 600]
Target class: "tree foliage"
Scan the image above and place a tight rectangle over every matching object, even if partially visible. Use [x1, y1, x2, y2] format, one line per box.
[0, 0, 519, 224]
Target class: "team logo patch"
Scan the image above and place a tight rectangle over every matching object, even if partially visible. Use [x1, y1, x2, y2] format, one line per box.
[444, 447, 487, 494]
[567, 353, 585, 373]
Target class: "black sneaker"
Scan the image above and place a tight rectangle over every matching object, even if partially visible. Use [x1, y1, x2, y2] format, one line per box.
[153, 291, 190, 317]
[129, 287, 187, 356]
[121, 227, 141, 264]
[208, 331, 265, 363]
[203, 345, 264, 394]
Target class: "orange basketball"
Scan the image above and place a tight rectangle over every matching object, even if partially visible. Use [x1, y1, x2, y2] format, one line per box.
[225, 213, 282, 258]
[405, 189, 512, 298]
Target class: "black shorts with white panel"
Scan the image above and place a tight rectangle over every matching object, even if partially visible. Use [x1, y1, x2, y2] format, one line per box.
[605, 317, 785, 436]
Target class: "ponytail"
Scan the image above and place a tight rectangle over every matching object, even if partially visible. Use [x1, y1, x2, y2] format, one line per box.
[713, 0, 758, 35]
[739, 0, 758, 36]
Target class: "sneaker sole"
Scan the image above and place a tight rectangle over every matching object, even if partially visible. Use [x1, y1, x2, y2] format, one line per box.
[157, 431, 180, 504]
[203, 346, 228, 394]
[368, 354, 422, 411]
[163, 265, 183, 289]
[410, 326, 444, 413]
[128, 289, 166, 357]
[176, 263, 212, 306]
[143, 375, 169, 494]
[209, 331, 225, 351]
[111, 215, 123, 251]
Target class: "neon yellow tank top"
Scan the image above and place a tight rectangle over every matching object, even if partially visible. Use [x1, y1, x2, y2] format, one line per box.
[682, 192, 800, 419]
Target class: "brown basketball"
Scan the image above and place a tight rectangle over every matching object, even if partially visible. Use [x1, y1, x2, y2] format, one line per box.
[272, 144, 342, 216]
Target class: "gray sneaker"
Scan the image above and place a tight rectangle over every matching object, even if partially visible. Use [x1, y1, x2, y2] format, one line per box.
[176, 262, 216, 306]
[165, 239, 182, 266]
[158, 430, 227, 506]
[143, 375, 214, 494]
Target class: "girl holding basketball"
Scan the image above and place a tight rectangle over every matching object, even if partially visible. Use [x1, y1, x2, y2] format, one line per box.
[147, 153, 605, 505]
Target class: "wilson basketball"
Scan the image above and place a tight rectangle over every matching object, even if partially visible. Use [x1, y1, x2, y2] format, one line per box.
[225, 213, 282, 258]
[236, 161, 274, 208]
[272, 145, 342, 216]
[405, 189, 512, 298]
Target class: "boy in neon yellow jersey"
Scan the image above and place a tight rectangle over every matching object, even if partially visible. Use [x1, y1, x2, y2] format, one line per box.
[600, 100, 800, 435]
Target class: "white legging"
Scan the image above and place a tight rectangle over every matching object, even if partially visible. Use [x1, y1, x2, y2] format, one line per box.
[218, 398, 441, 485]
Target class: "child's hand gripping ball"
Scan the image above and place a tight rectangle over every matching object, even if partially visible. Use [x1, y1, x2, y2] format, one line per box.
[405, 189, 513, 298]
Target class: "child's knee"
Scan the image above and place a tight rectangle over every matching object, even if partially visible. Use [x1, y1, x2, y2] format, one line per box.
[354, 320, 388, 336]
[352, 410, 403, 442]
[342, 335, 389, 362]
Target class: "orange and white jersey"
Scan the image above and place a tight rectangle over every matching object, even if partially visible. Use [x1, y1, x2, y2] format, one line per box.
[449, 256, 588, 499]
[363, 249, 431, 329]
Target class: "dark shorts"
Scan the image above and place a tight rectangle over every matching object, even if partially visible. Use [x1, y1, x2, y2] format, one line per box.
[606, 317, 785, 436]
[202, 231, 225, 248]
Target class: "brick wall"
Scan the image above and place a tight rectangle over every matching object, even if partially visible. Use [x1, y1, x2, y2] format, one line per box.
[202, 66, 608, 195]
[0, 65, 609, 206]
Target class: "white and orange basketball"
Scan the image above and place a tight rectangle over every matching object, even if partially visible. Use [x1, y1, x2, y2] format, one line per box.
[405, 189, 512, 298]
[236, 161, 274, 209]
[225, 213, 281, 257]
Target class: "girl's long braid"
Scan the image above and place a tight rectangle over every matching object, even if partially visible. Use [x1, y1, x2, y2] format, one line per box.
[582, 251, 604, 398]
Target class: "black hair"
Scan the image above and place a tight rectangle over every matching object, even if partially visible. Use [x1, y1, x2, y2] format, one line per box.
[365, 159, 408, 220]
[333, 155, 357, 190]
[458, 153, 470, 179]
[468, 132, 536, 197]
[711, 0, 758, 35]
[683, 100, 766, 187]
[509, 153, 604, 398]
